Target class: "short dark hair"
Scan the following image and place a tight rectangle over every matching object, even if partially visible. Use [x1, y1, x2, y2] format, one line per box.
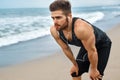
[49, 0, 71, 15]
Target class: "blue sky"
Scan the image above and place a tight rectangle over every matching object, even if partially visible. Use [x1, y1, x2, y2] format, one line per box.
[0, 0, 120, 8]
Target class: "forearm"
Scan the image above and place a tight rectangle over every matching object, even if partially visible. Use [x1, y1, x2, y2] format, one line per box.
[88, 51, 98, 69]
[62, 46, 77, 66]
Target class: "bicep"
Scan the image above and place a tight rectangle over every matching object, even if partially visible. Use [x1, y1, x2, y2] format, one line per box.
[81, 33, 96, 52]
[75, 20, 96, 52]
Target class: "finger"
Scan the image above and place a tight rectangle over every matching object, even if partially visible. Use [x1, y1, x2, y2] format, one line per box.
[76, 70, 78, 76]
[95, 78, 98, 80]
[95, 78, 97, 80]
[90, 76, 94, 80]
[90, 76, 98, 80]
[70, 66, 74, 74]
[70, 69, 73, 74]
[98, 75, 102, 80]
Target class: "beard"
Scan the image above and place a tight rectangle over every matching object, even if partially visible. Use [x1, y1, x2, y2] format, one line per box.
[55, 18, 69, 31]
[54, 23, 68, 31]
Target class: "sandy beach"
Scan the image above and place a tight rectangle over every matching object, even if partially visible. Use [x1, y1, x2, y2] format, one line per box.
[0, 23, 120, 80]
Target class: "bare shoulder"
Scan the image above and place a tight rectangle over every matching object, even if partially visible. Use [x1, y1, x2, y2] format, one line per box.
[75, 19, 92, 31]
[74, 19, 94, 40]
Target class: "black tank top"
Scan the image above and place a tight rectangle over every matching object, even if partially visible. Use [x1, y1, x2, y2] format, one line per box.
[59, 17, 111, 49]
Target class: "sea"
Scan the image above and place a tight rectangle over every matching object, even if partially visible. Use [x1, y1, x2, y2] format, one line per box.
[0, 5, 120, 67]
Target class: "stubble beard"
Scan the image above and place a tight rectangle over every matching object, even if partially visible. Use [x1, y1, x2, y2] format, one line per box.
[59, 23, 68, 31]
[57, 18, 69, 31]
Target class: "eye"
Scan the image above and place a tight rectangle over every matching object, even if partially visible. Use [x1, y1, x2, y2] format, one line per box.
[56, 16, 61, 19]
[57, 16, 63, 20]
[51, 16, 62, 20]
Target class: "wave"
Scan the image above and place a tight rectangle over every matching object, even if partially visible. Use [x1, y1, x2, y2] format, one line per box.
[0, 16, 51, 37]
[73, 11, 104, 23]
[0, 16, 51, 47]
[0, 11, 105, 47]
[0, 29, 50, 47]
[112, 11, 120, 17]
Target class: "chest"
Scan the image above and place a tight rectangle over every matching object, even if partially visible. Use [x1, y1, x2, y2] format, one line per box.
[59, 30, 83, 47]
[63, 31, 72, 42]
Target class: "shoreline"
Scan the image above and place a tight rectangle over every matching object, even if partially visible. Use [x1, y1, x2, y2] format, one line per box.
[0, 23, 120, 80]
[0, 17, 120, 68]
[0, 35, 60, 67]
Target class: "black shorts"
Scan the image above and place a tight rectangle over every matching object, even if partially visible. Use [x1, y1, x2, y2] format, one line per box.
[71, 42, 112, 77]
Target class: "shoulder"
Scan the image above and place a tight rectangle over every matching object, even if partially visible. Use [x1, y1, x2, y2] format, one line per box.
[74, 19, 88, 34]
[75, 19, 90, 30]
[74, 18, 94, 40]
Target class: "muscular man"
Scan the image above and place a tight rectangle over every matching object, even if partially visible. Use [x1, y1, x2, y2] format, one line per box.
[49, 0, 112, 80]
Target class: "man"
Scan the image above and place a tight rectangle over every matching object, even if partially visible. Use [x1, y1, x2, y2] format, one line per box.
[49, 0, 112, 80]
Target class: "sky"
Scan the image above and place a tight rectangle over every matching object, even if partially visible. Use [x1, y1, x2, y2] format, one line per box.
[0, 0, 120, 8]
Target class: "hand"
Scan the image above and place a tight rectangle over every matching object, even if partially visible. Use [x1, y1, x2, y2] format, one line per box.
[89, 68, 102, 80]
[70, 64, 79, 76]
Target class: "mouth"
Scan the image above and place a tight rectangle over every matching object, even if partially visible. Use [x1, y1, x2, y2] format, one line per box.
[55, 26, 60, 30]
[54, 24, 60, 30]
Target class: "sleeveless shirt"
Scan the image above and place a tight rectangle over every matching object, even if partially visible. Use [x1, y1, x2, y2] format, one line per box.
[59, 17, 111, 49]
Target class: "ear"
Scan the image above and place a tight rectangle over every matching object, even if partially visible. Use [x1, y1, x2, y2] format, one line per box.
[67, 13, 72, 19]
[68, 16, 70, 20]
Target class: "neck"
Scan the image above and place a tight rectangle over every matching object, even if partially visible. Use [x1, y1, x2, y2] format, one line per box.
[63, 17, 72, 32]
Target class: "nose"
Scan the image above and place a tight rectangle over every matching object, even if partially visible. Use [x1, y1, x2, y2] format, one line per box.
[53, 19, 55, 23]
[53, 18, 58, 24]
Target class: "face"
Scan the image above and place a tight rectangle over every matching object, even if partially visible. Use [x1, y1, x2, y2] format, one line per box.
[51, 10, 68, 31]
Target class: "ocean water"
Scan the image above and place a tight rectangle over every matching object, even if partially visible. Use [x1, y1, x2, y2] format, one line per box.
[0, 5, 120, 47]
[0, 5, 120, 67]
